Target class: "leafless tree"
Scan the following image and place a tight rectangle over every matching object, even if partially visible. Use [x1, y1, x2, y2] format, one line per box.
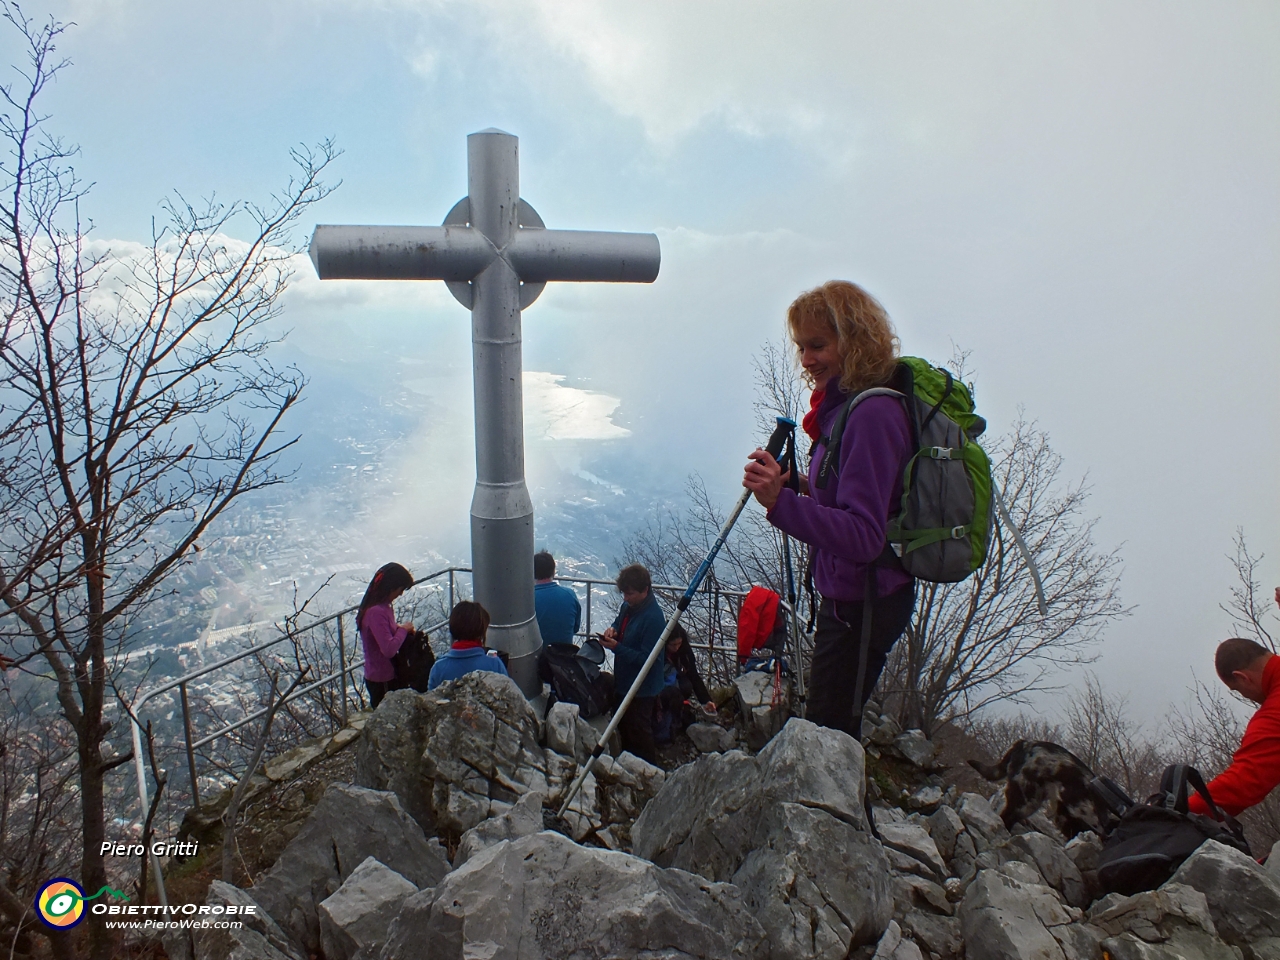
[1061, 673, 1166, 798]
[883, 413, 1128, 736]
[0, 685, 80, 959]
[1220, 528, 1276, 652]
[0, 8, 338, 957]
[221, 668, 307, 884]
[965, 711, 1064, 764]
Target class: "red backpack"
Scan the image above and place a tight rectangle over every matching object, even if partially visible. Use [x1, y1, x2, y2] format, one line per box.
[737, 586, 782, 663]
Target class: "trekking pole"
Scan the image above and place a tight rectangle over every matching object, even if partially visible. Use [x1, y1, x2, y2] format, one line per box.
[774, 422, 806, 717]
[557, 416, 797, 818]
[782, 533, 806, 718]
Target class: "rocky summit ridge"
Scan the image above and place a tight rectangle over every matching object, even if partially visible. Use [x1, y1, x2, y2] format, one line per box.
[163, 672, 1280, 960]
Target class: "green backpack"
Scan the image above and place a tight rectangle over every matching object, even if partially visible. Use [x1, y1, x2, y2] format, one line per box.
[815, 357, 1003, 584]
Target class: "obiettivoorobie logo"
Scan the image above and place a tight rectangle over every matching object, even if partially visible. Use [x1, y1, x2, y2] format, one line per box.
[36, 878, 128, 929]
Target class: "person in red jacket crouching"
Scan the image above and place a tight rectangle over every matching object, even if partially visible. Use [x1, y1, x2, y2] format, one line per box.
[1188, 637, 1280, 818]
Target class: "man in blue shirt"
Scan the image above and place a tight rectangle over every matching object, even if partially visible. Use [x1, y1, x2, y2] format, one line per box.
[534, 551, 582, 649]
[600, 563, 667, 764]
[428, 601, 509, 690]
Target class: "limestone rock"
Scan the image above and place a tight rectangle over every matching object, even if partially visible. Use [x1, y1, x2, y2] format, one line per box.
[959, 868, 1075, 960]
[870, 715, 902, 747]
[378, 831, 768, 960]
[886, 846, 944, 883]
[544, 701, 579, 758]
[893, 729, 936, 769]
[951, 829, 979, 877]
[956, 792, 1009, 853]
[1050, 922, 1105, 960]
[688, 721, 737, 753]
[872, 920, 925, 960]
[1064, 831, 1103, 873]
[1091, 885, 1242, 960]
[1169, 839, 1280, 953]
[317, 857, 416, 960]
[1089, 883, 1218, 941]
[1004, 832, 1088, 908]
[632, 749, 764, 880]
[755, 718, 868, 828]
[355, 672, 547, 836]
[1267, 840, 1280, 884]
[353, 690, 436, 830]
[733, 670, 773, 713]
[455, 790, 545, 866]
[612, 750, 666, 796]
[734, 671, 787, 749]
[907, 785, 943, 812]
[250, 784, 449, 955]
[902, 912, 962, 960]
[733, 801, 893, 959]
[1098, 932, 1244, 960]
[192, 882, 304, 960]
[874, 805, 908, 827]
[573, 712, 598, 764]
[878, 821, 947, 880]
[893, 875, 953, 917]
[926, 805, 965, 862]
[192, 925, 296, 960]
[560, 769, 602, 842]
[633, 719, 890, 958]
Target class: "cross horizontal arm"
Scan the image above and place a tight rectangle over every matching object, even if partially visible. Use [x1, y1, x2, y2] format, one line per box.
[308, 225, 492, 281]
[309, 224, 660, 285]
[506, 229, 660, 283]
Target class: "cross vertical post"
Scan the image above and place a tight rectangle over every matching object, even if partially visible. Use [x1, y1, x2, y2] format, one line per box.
[309, 129, 660, 696]
[467, 132, 535, 680]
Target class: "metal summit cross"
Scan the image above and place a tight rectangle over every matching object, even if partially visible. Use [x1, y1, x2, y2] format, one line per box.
[309, 128, 661, 696]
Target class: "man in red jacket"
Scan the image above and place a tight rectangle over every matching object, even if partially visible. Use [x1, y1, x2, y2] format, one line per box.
[1188, 636, 1280, 817]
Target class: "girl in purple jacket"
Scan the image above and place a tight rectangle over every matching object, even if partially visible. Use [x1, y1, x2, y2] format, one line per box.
[743, 281, 916, 740]
[356, 562, 415, 708]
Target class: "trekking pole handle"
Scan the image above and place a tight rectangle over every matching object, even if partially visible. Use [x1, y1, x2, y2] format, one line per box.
[763, 416, 796, 465]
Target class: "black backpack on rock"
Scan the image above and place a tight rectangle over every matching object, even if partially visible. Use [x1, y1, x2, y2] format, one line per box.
[540, 639, 613, 720]
[1096, 764, 1251, 897]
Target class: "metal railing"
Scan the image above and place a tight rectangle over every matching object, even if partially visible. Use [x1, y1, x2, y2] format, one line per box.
[128, 564, 808, 903]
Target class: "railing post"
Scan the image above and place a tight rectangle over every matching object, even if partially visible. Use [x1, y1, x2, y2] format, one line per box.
[179, 681, 200, 813]
[585, 584, 592, 638]
[449, 569, 455, 609]
[338, 615, 349, 727]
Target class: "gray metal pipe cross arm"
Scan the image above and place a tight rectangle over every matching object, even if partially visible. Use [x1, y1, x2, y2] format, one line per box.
[308, 128, 660, 696]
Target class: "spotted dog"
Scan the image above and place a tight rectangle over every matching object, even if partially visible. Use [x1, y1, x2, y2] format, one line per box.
[969, 740, 1116, 839]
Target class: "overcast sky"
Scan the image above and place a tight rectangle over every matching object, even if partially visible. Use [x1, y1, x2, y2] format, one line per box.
[18, 1, 1279, 722]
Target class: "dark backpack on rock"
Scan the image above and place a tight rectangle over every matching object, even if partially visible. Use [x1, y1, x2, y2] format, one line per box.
[390, 629, 436, 694]
[540, 640, 612, 720]
[1097, 764, 1251, 897]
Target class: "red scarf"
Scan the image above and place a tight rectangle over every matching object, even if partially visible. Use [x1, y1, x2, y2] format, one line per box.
[801, 388, 826, 442]
[451, 639, 484, 650]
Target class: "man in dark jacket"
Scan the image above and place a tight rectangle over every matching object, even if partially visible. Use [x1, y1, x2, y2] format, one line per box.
[600, 563, 666, 764]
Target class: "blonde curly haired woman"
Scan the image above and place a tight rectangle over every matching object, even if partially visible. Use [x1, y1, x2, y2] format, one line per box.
[743, 281, 916, 739]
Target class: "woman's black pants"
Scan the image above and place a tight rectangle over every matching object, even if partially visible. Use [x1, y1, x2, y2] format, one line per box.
[806, 585, 915, 740]
[366, 678, 391, 710]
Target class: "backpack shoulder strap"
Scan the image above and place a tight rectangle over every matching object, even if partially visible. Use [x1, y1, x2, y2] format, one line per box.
[814, 387, 906, 490]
